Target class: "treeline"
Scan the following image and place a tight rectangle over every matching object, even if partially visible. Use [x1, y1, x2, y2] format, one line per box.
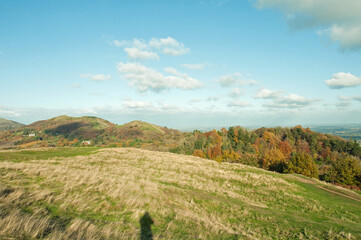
[173, 126, 361, 189]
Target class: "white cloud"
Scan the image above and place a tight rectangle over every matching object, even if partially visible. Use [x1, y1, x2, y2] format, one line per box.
[325, 72, 361, 89]
[162, 48, 188, 56]
[111, 37, 189, 59]
[112, 40, 128, 47]
[149, 37, 189, 56]
[181, 63, 207, 70]
[338, 96, 352, 101]
[80, 73, 111, 81]
[228, 88, 243, 98]
[265, 94, 316, 109]
[228, 100, 252, 108]
[338, 95, 361, 102]
[217, 73, 257, 87]
[283, 94, 312, 104]
[123, 100, 152, 108]
[254, 0, 361, 51]
[124, 47, 159, 60]
[328, 25, 361, 51]
[117, 62, 203, 92]
[255, 88, 283, 99]
[255, 87, 320, 110]
[335, 101, 351, 108]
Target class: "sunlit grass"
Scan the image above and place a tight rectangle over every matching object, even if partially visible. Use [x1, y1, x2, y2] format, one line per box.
[0, 148, 360, 239]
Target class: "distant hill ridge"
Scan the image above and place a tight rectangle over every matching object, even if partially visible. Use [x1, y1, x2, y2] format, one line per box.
[0, 115, 183, 151]
[0, 118, 24, 131]
[27, 115, 114, 130]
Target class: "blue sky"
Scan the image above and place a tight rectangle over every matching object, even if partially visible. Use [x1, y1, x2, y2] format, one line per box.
[1, 0, 361, 129]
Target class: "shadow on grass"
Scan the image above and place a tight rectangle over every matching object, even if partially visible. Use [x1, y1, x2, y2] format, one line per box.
[140, 212, 154, 240]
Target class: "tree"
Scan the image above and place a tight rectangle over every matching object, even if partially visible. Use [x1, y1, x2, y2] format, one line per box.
[287, 153, 318, 178]
[296, 140, 311, 154]
[324, 156, 361, 186]
[351, 140, 361, 157]
[208, 145, 222, 160]
[278, 140, 292, 158]
[261, 147, 287, 173]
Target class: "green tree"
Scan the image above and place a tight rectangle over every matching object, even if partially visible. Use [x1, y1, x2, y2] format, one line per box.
[325, 156, 361, 186]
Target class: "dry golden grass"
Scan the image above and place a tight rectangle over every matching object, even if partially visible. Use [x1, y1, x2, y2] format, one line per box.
[0, 148, 360, 239]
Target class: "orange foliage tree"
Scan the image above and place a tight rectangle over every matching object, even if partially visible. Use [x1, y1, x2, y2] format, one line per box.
[193, 149, 205, 158]
[261, 147, 287, 172]
[278, 140, 292, 158]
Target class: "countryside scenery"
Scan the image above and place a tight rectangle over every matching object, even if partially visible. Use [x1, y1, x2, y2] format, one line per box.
[1, 1, 361, 239]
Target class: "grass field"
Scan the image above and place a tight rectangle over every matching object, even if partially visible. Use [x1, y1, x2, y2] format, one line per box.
[1, 148, 360, 239]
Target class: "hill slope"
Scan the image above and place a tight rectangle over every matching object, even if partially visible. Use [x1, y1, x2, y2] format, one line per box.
[0, 148, 360, 239]
[0, 118, 24, 131]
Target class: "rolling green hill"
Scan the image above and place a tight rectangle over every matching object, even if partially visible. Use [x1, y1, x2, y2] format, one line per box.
[0, 118, 24, 131]
[0, 116, 184, 150]
[0, 147, 360, 239]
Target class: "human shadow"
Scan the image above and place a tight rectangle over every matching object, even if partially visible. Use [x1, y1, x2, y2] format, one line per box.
[140, 212, 154, 240]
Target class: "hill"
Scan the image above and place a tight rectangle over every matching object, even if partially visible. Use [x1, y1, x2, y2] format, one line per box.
[0, 116, 360, 190]
[0, 147, 360, 239]
[0, 118, 24, 131]
[0, 116, 185, 150]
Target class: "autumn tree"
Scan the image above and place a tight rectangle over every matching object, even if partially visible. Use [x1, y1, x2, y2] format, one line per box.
[287, 153, 319, 178]
[222, 149, 240, 162]
[261, 147, 287, 173]
[193, 149, 205, 158]
[278, 140, 292, 158]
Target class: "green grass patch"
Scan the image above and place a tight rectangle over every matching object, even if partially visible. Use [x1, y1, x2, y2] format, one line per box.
[0, 147, 99, 162]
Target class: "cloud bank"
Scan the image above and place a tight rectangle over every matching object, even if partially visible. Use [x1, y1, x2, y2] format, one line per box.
[217, 73, 257, 87]
[325, 72, 361, 89]
[255, 88, 283, 99]
[117, 62, 203, 92]
[254, 0, 361, 51]
[112, 37, 189, 60]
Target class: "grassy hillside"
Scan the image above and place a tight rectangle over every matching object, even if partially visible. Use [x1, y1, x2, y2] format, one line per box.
[1, 148, 360, 239]
[0, 118, 24, 131]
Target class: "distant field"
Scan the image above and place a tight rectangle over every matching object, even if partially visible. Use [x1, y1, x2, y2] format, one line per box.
[310, 125, 361, 141]
[1, 148, 361, 239]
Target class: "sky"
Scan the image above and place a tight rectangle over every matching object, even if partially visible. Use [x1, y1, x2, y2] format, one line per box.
[1, 0, 361, 129]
